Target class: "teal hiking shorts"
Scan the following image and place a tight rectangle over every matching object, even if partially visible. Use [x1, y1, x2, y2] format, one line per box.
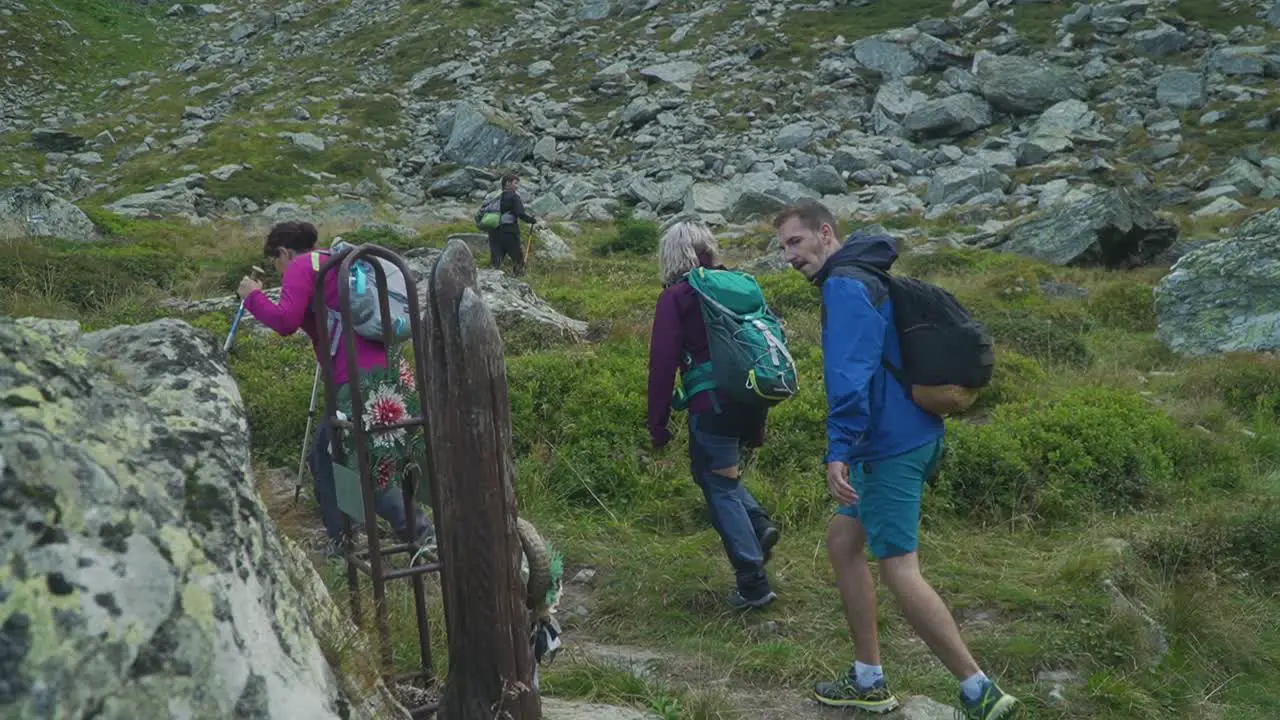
[835, 437, 945, 559]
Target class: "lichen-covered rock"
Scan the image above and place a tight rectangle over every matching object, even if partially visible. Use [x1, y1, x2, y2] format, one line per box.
[0, 185, 100, 243]
[441, 101, 534, 167]
[1154, 209, 1280, 356]
[988, 187, 1177, 268]
[0, 317, 401, 720]
[404, 247, 589, 348]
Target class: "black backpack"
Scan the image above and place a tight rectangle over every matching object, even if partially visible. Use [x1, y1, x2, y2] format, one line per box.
[843, 261, 994, 416]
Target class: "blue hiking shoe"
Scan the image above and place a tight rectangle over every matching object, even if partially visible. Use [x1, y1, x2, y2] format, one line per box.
[958, 680, 1020, 720]
[812, 675, 899, 713]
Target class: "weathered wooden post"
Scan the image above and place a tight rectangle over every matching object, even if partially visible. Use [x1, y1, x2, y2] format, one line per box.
[422, 239, 541, 720]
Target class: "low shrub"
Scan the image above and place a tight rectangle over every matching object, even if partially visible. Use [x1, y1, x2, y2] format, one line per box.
[0, 237, 187, 313]
[758, 270, 819, 318]
[983, 315, 1093, 368]
[1134, 497, 1280, 586]
[1182, 352, 1280, 420]
[970, 349, 1047, 411]
[937, 387, 1186, 524]
[224, 332, 319, 467]
[594, 215, 659, 256]
[1087, 282, 1156, 332]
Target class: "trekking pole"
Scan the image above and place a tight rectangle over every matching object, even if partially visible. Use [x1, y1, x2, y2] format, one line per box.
[223, 265, 265, 353]
[294, 362, 321, 504]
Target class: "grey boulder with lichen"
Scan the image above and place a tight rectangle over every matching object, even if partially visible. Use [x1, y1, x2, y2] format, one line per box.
[1154, 209, 1280, 356]
[0, 317, 405, 720]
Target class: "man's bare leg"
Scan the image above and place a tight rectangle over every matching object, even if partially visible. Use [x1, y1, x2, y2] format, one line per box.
[827, 514, 881, 665]
[878, 551, 980, 679]
[814, 514, 899, 712]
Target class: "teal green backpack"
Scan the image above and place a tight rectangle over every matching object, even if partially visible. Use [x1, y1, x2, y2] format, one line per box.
[674, 267, 799, 411]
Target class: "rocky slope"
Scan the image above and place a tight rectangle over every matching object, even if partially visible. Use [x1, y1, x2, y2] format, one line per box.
[5, 0, 1280, 354]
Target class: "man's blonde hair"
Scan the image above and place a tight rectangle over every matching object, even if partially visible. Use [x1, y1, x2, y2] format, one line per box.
[659, 219, 720, 286]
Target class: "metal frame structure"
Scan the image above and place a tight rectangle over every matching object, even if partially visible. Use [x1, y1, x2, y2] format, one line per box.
[311, 243, 442, 718]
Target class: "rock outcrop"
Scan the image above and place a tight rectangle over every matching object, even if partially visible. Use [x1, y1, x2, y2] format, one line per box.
[404, 247, 589, 347]
[0, 317, 403, 720]
[986, 188, 1178, 268]
[1154, 209, 1280, 356]
[0, 185, 100, 243]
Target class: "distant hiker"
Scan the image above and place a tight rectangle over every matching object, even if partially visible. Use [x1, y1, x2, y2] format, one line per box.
[645, 219, 782, 611]
[237, 221, 434, 557]
[774, 200, 1018, 720]
[475, 173, 538, 275]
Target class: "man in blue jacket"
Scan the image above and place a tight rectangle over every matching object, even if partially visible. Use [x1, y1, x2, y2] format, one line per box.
[773, 200, 1019, 720]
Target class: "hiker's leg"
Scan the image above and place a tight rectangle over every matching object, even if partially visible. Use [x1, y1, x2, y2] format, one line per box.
[827, 511, 881, 666]
[373, 483, 411, 539]
[688, 414, 770, 601]
[488, 233, 505, 269]
[813, 492, 897, 712]
[506, 232, 526, 275]
[308, 422, 345, 544]
[735, 475, 780, 560]
[865, 438, 980, 680]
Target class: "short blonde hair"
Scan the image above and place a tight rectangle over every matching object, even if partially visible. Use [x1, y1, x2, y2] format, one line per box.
[659, 219, 720, 286]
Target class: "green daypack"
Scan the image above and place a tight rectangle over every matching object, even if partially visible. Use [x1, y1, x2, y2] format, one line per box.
[474, 195, 502, 230]
[673, 267, 799, 411]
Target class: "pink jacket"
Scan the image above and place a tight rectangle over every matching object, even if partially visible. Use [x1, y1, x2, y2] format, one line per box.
[244, 251, 386, 385]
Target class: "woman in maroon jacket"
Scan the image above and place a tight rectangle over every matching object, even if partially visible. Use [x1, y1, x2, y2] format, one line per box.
[646, 219, 780, 610]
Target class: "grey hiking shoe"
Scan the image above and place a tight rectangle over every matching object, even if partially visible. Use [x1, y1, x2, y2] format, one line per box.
[758, 524, 780, 565]
[813, 676, 899, 713]
[726, 588, 776, 610]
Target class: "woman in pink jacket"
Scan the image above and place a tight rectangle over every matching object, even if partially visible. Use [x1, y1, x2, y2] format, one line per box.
[238, 221, 433, 557]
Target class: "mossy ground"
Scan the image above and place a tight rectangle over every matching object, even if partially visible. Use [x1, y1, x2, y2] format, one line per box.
[8, 209, 1280, 719]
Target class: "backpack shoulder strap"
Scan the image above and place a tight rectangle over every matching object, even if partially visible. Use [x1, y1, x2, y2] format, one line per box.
[826, 262, 908, 387]
[826, 262, 890, 307]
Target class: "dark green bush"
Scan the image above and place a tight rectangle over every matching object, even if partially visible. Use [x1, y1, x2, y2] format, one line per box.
[1182, 352, 1280, 419]
[938, 387, 1185, 523]
[593, 216, 659, 256]
[1134, 497, 1280, 586]
[970, 349, 1047, 411]
[0, 237, 187, 312]
[506, 342, 656, 507]
[1087, 282, 1156, 332]
[758, 271, 819, 318]
[223, 330, 326, 467]
[896, 247, 985, 277]
[984, 315, 1093, 368]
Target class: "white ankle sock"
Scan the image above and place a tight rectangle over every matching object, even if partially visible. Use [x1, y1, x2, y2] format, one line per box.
[853, 661, 884, 688]
[960, 671, 990, 701]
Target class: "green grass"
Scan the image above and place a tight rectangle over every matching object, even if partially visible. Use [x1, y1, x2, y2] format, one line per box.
[10, 213, 1280, 718]
[0, 0, 173, 93]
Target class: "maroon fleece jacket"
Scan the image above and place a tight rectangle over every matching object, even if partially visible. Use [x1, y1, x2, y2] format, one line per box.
[646, 270, 767, 449]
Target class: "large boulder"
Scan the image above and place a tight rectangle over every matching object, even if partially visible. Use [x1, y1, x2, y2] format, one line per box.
[405, 247, 588, 348]
[989, 187, 1178, 268]
[1154, 209, 1280, 356]
[902, 93, 994, 139]
[0, 317, 405, 720]
[0, 185, 100, 243]
[441, 102, 535, 167]
[974, 54, 1088, 115]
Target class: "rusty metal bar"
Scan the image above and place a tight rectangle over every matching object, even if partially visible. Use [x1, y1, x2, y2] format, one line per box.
[310, 241, 443, 710]
[382, 562, 444, 581]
